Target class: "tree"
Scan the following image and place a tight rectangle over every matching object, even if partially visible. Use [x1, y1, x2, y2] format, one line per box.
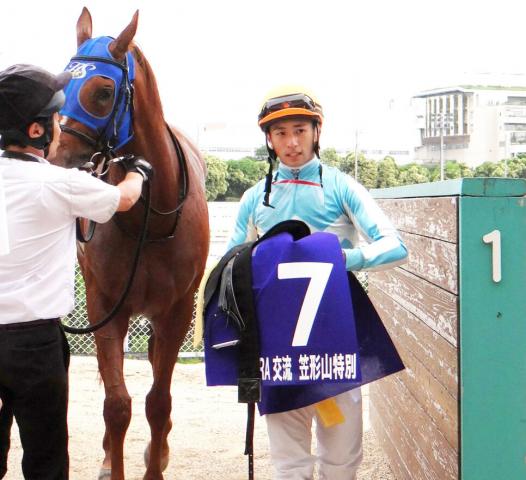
[357, 156, 378, 189]
[500, 157, 526, 178]
[427, 161, 473, 181]
[225, 158, 268, 199]
[474, 161, 505, 177]
[204, 155, 228, 201]
[398, 163, 430, 185]
[443, 160, 473, 179]
[320, 148, 342, 168]
[377, 156, 399, 188]
[338, 152, 358, 176]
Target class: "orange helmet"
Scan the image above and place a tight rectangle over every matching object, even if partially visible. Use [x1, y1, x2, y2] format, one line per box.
[258, 87, 323, 130]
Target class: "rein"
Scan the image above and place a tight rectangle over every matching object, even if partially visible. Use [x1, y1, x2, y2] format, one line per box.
[112, 122, 189, 242]
[63, 178, 152, 335]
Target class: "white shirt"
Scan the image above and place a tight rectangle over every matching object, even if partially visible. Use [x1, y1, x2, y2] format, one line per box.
[0, 154, 120, 324]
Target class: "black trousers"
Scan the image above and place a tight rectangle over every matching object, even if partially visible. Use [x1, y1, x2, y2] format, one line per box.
[0, 319, 70, 480]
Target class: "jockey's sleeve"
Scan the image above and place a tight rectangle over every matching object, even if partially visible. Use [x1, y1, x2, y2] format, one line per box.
[227, 189, 258, 250]
[339, 175, 407, 272]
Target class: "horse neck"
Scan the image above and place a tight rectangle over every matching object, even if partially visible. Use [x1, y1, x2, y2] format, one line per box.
[124, 121, 182, 211]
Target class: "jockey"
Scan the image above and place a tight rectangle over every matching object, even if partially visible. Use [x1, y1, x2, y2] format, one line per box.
[0, 64, 149, 480]
[226, 86, 408, 480]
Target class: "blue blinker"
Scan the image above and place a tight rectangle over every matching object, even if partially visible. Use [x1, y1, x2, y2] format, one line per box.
[60, 36, 135, 150]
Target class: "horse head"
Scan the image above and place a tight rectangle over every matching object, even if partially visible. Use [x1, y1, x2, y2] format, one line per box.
[55, 7, 139, 169]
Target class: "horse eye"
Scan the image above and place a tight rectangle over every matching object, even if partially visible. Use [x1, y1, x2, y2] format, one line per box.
[78, 76, 116, 118]
[95, 88, 114, 103]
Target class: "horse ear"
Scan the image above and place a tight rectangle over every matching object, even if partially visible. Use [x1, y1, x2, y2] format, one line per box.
[109, 10, 139, 61]
[76, 7, 93, 48]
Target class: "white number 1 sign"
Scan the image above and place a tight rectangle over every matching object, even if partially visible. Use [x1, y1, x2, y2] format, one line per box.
[482, 229, 502, 283]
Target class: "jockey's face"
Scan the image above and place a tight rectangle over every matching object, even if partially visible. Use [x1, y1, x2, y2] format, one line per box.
[267, 118, 319, 168]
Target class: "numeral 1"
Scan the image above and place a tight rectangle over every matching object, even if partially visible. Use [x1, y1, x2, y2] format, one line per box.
[482, 230, 501, 283]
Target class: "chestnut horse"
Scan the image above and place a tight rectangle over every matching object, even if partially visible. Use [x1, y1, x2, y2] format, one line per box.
[54, 8, 209, 480]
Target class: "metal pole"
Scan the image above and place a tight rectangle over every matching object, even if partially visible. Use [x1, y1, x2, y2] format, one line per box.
[354, 129, 358, 180]
[439, 115, 444, 181]
[504, 132, 509, 178]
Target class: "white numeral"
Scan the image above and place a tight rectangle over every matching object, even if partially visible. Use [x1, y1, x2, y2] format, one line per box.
[277, 262, 333, 346]
[482, 230, 502, 283]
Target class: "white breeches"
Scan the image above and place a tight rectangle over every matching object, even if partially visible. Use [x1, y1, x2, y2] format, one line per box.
[265, 389, 363, 480]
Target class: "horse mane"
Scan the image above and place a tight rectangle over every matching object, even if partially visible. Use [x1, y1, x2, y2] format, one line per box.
[130, 42, 165, 118]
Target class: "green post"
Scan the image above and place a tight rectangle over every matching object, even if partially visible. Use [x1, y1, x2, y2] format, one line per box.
[370, 177, 526, 479]
[460, 189, 526, 479]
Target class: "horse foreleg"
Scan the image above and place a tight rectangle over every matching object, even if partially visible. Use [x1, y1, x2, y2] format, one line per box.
[95, 331, 132, 480]
[143, 298, 194, 480]
[143, 338, 177, 480]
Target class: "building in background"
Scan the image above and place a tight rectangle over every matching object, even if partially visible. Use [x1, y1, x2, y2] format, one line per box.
[413, 86, 526, 167]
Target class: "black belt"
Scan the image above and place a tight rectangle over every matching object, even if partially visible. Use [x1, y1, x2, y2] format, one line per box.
[0, 318, 59, 331]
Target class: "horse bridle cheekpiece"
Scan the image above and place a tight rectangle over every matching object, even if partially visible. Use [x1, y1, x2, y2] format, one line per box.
[60, 36, 135, 157]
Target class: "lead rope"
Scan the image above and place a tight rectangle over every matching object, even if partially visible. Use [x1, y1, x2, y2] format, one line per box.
[62, 173, 151, 334]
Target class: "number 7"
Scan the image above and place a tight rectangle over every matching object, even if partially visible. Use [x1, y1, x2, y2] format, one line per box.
[277, 262, 333, 346]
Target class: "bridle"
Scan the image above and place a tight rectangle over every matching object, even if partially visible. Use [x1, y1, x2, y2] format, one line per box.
[60, 38, 135, 166]
[60, 38, 188, 242]
[59, 38, 189, 334]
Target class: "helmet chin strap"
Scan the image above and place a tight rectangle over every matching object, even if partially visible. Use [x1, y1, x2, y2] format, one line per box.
[314, 123, 321, 158]
[27, 117, 54, 156]
[262, 140, 276, 208]
[0, 117, 54, 157]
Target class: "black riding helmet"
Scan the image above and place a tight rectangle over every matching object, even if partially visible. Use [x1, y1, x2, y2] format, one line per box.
[0, 64, 71, 153]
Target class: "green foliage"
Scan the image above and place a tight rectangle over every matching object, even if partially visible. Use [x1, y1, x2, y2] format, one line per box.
[341, 152, 359, 176]
[474, 161, 505, 177]
[356, 155, 378, 189]
[320, 148, 343, 168]
[203, 148, 526, 197]
[444, 160, 473, 179]
[474, 157, 526, 178]
[178, 357, 204, 364]
[500, 157, 526, 178]
[204, 155, 228, 201]
[458, 162, 474, 179]
[129, 334, 149, 353]
[377, 156, 399, 188]
[398, 163, 430, 185]
[224, 158, 268, 199]
[428, 160, 474, 181]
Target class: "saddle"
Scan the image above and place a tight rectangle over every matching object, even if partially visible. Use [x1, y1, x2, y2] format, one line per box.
[203, 219, 312, 403]
[202, 220, 311, 480]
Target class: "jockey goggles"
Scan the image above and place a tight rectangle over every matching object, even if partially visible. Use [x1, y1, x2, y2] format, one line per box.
[258, 93, 322, 129]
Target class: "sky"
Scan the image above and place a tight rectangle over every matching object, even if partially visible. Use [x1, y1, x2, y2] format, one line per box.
[1, 0, 526, 155]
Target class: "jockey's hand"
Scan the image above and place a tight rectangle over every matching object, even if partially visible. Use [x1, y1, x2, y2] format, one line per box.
[117, 154, 154, 181]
